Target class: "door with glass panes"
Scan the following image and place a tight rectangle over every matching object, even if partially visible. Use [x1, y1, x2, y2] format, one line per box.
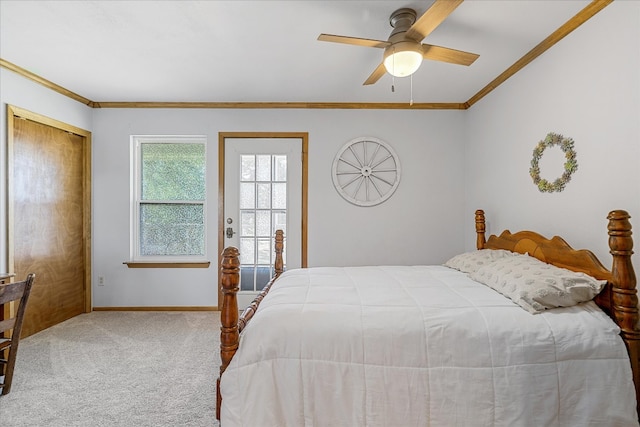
[223, 136, 303, 310]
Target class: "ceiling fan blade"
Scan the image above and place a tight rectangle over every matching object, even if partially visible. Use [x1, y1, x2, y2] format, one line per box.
[422, 44, 479, 66]
[405, 0, 464, 41]
[318, 34, 389, 49]
[363, 63, 387, 86]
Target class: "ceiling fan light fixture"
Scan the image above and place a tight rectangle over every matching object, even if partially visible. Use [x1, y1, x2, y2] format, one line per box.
[383, 42, 424, 78]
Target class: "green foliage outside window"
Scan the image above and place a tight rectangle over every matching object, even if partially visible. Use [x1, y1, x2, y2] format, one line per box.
[141, 143, 205, 200]
[139, 142, 206, 257]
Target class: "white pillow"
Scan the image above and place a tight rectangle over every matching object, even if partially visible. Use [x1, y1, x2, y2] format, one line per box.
[444, 249, 518, 274]
[470, 254, 606, 314]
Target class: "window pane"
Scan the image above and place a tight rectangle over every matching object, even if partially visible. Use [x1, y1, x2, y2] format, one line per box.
[257, 238, 271, 265]
[256, 267, 271, 291]
[257, 183, 271, 209]
[272, 183, 286, 209]
[240, 183, 255, 209]
[241, 155, 255, 182]
[273, 211, 286, 235]
[256, 210, 270, 237]
[240, 266, 255, 291]
[273, 155, 287, 182]
[256, 155, 271, 181]
[141, 143, 205, 201]
[240, 211, 255, 236]
[140, 204, 204, 256]
[240, 238, 255, 264]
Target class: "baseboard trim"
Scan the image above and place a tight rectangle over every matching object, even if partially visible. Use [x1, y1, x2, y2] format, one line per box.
[92, 306, 218, 312]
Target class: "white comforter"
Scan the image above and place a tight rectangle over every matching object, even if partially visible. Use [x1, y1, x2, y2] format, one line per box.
[220, 266, 639, 427]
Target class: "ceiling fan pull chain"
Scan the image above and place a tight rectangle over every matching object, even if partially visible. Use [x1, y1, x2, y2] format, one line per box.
[391, 47, 396, 93]
[410, 74, 414, 106]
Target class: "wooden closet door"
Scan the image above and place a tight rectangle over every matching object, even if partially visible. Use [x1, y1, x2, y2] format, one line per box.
[13, 118, 87, 337]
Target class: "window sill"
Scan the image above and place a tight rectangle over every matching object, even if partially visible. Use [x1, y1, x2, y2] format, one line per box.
[124, 261, 211, 269]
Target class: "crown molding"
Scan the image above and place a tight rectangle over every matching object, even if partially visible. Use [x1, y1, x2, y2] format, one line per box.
[466, 0, 612, 108]
[91, 101, 468, 110]
[0, 58, 94, 106]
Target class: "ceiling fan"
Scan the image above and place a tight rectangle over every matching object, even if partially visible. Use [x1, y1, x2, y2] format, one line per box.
[318, 0, 479, 85]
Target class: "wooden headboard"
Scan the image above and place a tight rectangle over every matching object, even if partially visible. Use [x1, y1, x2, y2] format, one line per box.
[475, 209, 640, 413]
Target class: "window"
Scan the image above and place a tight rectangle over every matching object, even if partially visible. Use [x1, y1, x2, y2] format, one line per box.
[238, 154, 288, 292]
[130, 136, 207, 262]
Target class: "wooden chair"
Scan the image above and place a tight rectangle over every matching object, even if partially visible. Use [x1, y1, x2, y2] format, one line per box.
[0, 273, 35, 395]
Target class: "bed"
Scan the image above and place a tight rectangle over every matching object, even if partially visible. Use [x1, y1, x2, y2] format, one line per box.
[216, 210, 640, 426]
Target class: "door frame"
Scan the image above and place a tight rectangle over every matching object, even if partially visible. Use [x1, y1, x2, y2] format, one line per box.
[6, 105, 92, 314]
[218, 132, 308, 308]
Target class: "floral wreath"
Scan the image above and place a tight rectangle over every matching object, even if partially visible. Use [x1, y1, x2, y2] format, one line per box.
[529, 132, 578, 193]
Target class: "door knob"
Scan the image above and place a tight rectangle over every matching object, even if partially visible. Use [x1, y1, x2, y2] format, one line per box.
[226, 227, 236, 239]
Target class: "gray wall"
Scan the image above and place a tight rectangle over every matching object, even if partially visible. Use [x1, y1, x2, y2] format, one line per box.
[90, 108, 466, 307]
[465, 0, 640, 271]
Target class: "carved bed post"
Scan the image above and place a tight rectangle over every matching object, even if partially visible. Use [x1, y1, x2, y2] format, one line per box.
[274, 229, 284, 279]
[607, 210, 640, 412]
[216, 231, 285, 420]
[476, 209, 486, 249]
[217, 246, 240, 421]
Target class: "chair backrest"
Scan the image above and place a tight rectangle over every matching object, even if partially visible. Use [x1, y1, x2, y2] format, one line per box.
[0, 274, 35, 335]
[0, 273, 35, 395]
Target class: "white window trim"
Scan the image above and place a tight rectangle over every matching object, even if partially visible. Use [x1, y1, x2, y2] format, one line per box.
[129, 135, 208, 263]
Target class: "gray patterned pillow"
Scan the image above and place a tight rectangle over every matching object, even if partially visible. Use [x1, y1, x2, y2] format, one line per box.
[470, 254, 606, 314]
[444, 249, 518, 274]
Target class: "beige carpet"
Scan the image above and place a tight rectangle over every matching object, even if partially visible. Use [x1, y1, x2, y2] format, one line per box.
[0, 311, 221, 427]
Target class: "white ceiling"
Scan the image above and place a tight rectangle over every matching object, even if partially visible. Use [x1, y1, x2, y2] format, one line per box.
[0, 0, 595, 104]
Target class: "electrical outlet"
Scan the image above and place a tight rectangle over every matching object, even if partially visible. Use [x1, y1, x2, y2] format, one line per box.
[98, 276, 105, 286]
